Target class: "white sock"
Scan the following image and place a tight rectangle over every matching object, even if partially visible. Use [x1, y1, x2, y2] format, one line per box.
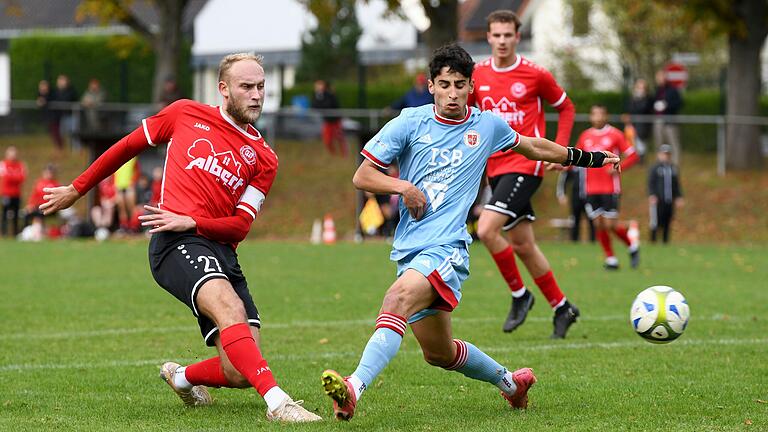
[629, 244, 639, 253]
[264, 387, 290, 412]
[496, 370, 517, 395]
[605, 256, 619, 266]
[173, 366, 193, 390]
[511, 287, 527, 299]
[348, 374, 365, 400]
[553, 297, 566, 311]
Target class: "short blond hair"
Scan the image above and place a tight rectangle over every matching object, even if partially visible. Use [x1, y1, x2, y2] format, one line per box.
[218, 53, 264, 83]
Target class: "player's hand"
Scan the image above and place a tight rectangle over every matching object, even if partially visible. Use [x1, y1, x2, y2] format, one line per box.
[600, 151, 620, 168]
[649, 195, 658, 205]
[558, 195, 568, 206]
[40, 184, 81, 215]
[139, 205, 197, 233]
[400, 183, 427, 220]
[675, 197, 685, 208]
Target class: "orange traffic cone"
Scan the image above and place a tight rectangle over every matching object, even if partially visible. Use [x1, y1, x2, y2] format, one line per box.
[322, 214, 337, 244]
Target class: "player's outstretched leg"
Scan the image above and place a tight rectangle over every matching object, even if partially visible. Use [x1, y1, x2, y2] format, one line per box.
[159, 361, 213, 407]
[435, 337, 536, 410]
[551, 303, 580, 339]
[501, 368, 538, 409]
[321, 369, 357, 420]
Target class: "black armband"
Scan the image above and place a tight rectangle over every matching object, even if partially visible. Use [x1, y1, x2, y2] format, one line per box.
[563, 148, 606, 168]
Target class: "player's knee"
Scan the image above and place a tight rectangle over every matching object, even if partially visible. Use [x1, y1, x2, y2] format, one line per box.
[511, 238, 534, 257]
[476, 221, 499, 244]
[381, 283, 412, 315]
[422, 350, 454, 368]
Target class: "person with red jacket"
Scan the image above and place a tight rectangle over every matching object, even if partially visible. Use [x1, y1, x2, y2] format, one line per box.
[38, 53, 320, 422]
[469, 10, 578, 338]
[0, 146, 26, 236]
[576, 105, 640, 270]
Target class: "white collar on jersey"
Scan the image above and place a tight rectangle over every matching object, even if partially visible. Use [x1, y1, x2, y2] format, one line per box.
[218, 106, 262, 141]
[491, 54, 522, 73]
[592, 125, 612, 134]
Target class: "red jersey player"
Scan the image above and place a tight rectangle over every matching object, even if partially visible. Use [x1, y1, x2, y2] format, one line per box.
[469, 10, 579, 338]
[576, 104, 639, 270]
[39, 53, 321, 423]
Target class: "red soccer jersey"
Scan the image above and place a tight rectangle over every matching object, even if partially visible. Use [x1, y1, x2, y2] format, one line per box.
[575, 125, 635, 195]
[470, 55, 572, 178]
[0, 159, 26, 198]
[28, 178, 59, 209]
[143, 100, 278, 224]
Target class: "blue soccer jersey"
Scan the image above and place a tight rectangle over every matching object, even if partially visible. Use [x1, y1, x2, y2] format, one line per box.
[361, 104, 520, 261]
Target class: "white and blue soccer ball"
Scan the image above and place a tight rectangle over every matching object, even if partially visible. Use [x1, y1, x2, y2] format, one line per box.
[630, 285, 689, 344]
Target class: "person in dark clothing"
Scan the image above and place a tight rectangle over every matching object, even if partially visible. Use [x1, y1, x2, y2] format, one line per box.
[311, 79, 347, 156]
[48, 74, 79, 151]
[626, 79, 653, 162]
[652, 70, 683, 164]
[556, 166, 594, 243]
[390, 73, 433, 110]
[648, 145, 683, 243]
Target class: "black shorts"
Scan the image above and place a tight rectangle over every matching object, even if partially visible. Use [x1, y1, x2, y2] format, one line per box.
[585, 194, 620, 219]
[485, 173, 542, 230]
[148, 231, 261, 346]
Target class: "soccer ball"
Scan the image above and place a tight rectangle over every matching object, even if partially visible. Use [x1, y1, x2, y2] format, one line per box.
[630, 285, 689, 344]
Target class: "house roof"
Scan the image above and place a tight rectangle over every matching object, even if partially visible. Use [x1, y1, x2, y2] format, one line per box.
[0, 0, 206, 38]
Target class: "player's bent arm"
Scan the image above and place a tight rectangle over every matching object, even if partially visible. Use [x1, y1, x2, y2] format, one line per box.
[353, 159, 427, 220]
[40, 127, 151, 215]
[515, 136, 620, 167]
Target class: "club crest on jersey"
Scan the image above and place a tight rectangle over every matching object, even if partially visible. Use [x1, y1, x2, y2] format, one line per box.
[240, 145, 257, 165]
[510, 82, 527, 98]
[464, 130, 480, 148]
[185, 138, 245, 194]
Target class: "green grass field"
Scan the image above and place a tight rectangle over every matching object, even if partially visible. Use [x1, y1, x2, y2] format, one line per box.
[1, 240, 766, 431]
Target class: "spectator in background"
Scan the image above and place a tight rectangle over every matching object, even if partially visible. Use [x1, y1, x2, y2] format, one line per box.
[648, 144, 684, 243]
[114, 157, 139, 232]
[81, 78, 106, 132]
[24, 164, 60, 227]
[626, 78, 653, 162]
[158, 78, 184, 109]
[555, 166, 594, 243]
[0, 146, 26, 237]
[390, 73, 433, 110]
[150, 166, 163, 206]
[311, 79, 347, 157]
[91, 176, 116, 241]
[653, 70, 683, 164]
[36, 79, 61, 151]
[52, 75, 79, 149]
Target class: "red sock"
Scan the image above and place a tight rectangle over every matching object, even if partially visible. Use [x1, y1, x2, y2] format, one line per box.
[613, 225, 631, 246]
[185, 356, 231, 388]
[491, 246, 524, 292]
[597, 229, 614, 257]
[219, 323, 277, 396]
[533, 270, 565, 308]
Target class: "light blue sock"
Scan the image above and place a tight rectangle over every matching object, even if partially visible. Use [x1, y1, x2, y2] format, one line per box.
[351, 327, 403, 391]
[451, 340, 508, 386]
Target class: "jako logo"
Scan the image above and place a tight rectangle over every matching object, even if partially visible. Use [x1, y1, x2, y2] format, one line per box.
[194, 122, 211, 131]
[185, 139, 245, 193]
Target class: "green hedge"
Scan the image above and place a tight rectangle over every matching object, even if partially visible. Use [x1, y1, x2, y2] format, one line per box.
[10, 34, 191, 103]
[285, 82, 767, 153]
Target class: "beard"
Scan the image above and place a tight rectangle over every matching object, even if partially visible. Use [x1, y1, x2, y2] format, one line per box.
[226, 99, 261, 126]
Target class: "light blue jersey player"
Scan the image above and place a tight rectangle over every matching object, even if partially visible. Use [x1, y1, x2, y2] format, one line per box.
[361, 103, 519, 322]
[320, 44, 619, 421]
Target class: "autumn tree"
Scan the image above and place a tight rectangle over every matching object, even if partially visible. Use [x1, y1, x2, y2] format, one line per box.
[673, 0, 767, 170]
[77, 0, 193, 103]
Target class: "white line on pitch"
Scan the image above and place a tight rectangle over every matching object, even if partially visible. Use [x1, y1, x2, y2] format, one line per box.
[0, 313, 747, 342]
[1, 337, 765, 373]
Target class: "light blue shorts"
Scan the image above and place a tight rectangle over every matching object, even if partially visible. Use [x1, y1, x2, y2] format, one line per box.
[396, 244, 470, 324]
